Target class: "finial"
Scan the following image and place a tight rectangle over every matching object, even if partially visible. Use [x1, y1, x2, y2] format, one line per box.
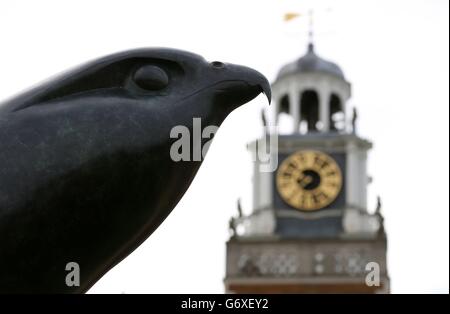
[352, 107, 358, 134]
[376, 195, 382, 214]
[237, 198, 243, 218]
[261, 108, 268, 135]
[308, 9, 314, 50]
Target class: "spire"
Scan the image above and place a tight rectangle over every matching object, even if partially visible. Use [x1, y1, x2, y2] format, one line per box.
[307, 9, 314, 51]
[283, 9, 315, 51]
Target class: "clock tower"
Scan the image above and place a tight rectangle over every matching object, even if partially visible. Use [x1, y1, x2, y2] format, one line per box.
[224, 43, 390, 293]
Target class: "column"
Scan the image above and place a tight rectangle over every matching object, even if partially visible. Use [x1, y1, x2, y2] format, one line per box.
[289, 85, 300, 133]
[319, 88, 330, 132]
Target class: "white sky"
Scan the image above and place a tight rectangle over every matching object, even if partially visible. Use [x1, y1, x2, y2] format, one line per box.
[0, 0, 448, 294]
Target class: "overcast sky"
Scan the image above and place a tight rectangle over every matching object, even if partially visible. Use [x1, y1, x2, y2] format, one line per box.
[1, 0, 448, 293]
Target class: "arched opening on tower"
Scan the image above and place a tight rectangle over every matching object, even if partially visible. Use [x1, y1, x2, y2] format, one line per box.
[279, 95, 290, 115]
[329, 94, 344, 132]
[276, 94, 294, 133]
[300, 90, 319, 132]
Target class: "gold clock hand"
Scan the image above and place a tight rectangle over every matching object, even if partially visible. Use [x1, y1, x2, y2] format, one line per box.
[297, 174, 313, 188]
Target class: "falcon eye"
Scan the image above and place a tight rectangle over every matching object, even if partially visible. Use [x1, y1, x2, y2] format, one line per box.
[211, 61, 225, 68]
[133, 65, 169, 91]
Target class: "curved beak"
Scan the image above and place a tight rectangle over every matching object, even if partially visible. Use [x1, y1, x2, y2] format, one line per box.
[236, 64, 272, 104]
[211, 63, 272, 108]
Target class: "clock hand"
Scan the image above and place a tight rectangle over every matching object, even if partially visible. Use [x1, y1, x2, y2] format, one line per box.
[297, 174, 313, 188]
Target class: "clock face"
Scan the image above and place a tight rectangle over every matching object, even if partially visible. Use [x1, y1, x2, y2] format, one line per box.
[276, 150, 342, 211]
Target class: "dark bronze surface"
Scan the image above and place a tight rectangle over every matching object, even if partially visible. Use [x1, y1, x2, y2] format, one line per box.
[0, 48, 270, 293]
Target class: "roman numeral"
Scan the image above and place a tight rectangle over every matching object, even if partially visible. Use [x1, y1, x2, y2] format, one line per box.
[283, 172, 292, 177]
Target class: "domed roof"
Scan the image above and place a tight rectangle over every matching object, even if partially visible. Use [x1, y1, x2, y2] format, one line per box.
[276, 43, 345, 80]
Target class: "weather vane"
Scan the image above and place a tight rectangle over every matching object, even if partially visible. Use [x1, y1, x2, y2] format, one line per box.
[283, 7, 333, 46]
